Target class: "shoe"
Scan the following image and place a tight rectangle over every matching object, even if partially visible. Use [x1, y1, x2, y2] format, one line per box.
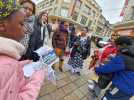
[52, 65, 55, 70]
[59, 67, 63, 72]
[88, 87, 98, 99]
[88, 80, 101, 98]
[76, 72, 81, 76]
[88, 80, 95, 90]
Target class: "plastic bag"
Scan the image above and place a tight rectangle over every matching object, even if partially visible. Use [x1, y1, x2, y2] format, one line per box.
[37, 46, 58, 85]
[45, 65, 56, 85]
[23, 46, 58, 85]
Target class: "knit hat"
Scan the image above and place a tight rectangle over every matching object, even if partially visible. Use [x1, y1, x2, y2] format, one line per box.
[115, 36, 132, 46]
[0, 0, 19, 20]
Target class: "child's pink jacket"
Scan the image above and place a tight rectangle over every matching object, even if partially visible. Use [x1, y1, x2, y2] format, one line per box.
[0, 37, 45, 100]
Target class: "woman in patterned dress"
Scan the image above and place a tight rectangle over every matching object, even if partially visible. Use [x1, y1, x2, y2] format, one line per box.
[68, 27, 91, 75]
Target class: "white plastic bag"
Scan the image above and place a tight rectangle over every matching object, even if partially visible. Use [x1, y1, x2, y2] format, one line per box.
[23, 46, 58, 84]
[45, 65, 56, 85]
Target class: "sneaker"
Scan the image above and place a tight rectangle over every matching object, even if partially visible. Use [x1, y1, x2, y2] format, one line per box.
[76, 72, 81, 76]
[59, 67, 63, 72]
[88, 88, 97, 99]
[88, 80, 101, 98]
[88, 80, 95, 90]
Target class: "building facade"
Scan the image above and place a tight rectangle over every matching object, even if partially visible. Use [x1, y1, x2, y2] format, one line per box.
[37, 0, 112, 37]
[114, 0, 134, 36]
[122, 0, 134, 21]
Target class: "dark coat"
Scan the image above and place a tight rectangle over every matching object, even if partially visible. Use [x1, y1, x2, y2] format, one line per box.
[71, 36, 91, 60]
[28, 20, 52, 51]
[68, 34, 78, 48]
[82, 36, 91, 59]
[21, 18, 52, 61]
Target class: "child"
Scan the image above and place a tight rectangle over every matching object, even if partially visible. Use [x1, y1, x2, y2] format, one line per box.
[52, 21, 69, 72]
[89, 50, 99, 70]
[88, 40, 117, 98]
[0, 1, 45, 100]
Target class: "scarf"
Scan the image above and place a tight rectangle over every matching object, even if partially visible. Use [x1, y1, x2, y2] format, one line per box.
[41, 22, 50, 46]
[20, 16, 35, 49]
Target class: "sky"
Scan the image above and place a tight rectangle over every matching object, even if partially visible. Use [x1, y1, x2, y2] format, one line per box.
[32, 0, 41, 4]
[95, 0, 125, 24]
[32, 0, 125, 24]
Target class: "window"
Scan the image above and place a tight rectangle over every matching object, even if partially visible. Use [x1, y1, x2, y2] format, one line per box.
[80, 15, 88, 25]
[72, 12, 78, 21]
[40, 3, 45, 9]
[131, 7, 134, 19]
[50, 0, 54, 3]
[64, 0, 71, 3]
[60, 8, 69, 17]
[96, 26, 102, 33]
[88, 20, 92, 27]
[54, 7, 58, 15]
[92, 11, 96, 17]
[48, 8, 52, 15]
[56, 0, 58, 3]
[83, 5, 91, 15]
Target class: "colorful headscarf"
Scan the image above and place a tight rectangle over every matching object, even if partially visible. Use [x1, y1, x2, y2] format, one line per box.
[0, 0, 19, 20]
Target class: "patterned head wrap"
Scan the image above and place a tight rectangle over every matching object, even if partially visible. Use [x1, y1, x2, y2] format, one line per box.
[0, 0, 19, 20]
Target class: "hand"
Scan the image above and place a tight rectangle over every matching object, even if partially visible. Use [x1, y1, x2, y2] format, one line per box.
[31, 52, 40, 62]
[20, 50, 40, 62]
[19, 60, 32, 66]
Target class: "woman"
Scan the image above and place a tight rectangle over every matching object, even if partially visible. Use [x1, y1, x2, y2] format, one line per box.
[0, 1, 45, 100]
[68, 27, 91, 75]
[20, 0, 40, 61]
[20, 0, 36, 49]
[28, 11, 52, 51]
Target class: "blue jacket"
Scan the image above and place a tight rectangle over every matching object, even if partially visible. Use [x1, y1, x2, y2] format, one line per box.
[95, 55, 134, 95]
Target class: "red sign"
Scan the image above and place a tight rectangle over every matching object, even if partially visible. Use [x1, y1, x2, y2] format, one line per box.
[120, 0, 129, 16]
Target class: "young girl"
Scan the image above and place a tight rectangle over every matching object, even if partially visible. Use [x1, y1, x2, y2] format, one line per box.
[0, 1, 45, 100]
[52, 21, 69, 72]
[68, 27, 91, 75]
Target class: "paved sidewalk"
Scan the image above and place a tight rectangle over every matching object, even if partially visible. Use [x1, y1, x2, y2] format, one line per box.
[38, 56, 95, 100]
[37, 42, 134, 100]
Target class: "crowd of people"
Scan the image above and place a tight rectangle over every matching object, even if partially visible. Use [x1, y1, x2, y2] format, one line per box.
[0, 0, 134, 100]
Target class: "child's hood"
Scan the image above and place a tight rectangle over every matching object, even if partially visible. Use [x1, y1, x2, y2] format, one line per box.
[0, 37, 25, 60]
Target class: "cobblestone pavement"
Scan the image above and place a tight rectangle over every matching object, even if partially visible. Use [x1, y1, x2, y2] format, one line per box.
[37, 54, 97, 100]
